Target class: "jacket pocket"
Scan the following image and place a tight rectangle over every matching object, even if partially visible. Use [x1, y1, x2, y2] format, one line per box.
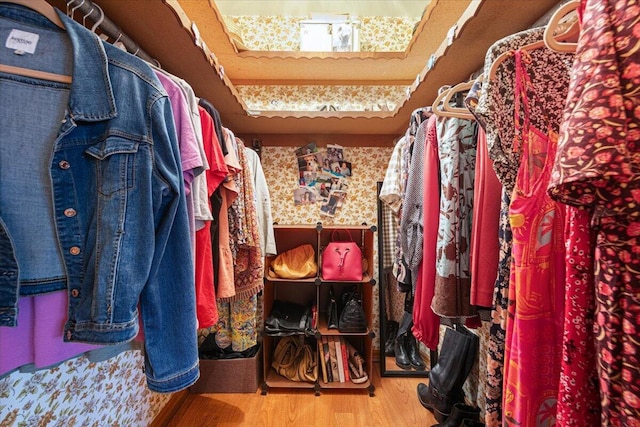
[85, 137, 139, 197]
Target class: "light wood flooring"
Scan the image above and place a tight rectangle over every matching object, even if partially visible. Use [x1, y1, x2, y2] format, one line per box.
[160, 365, 437, 427]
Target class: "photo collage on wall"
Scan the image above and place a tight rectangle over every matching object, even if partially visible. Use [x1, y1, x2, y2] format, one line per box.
[293, 142, 352, 217]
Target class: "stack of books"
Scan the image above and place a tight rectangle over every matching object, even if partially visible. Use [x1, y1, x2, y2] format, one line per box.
[318, 336, 366, 384]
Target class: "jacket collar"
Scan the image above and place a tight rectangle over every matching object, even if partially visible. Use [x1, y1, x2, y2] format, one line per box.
[56, 9, 117, 122]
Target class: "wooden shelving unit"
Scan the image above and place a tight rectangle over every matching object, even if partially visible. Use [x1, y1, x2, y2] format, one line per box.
[262, 223, 376, 396]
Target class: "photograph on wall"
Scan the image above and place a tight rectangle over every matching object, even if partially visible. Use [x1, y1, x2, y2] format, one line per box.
[295, 142, 318, 158]
[330, 189, 347, 207]
[298, 152, 324, 173]
[299, 171, 318, 187]
[320, 191, 341, 217]
[315, 173, 335, 198]
[330, 160, 352, 177]
[325, 144, 345, 164]
[293, 187, 317, 206]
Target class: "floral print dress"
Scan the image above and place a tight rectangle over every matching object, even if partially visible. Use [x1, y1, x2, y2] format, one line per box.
[502, 50, 566, 426]
[431, 116, 477, 319]
[548, 0, 640, 423]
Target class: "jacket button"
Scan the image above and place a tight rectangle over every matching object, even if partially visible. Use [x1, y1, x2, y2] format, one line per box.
[69, 246, 81, 255]
[64, 208, 77, 217]
[59, 160, 70, 169]
[71, 289, 79, 297]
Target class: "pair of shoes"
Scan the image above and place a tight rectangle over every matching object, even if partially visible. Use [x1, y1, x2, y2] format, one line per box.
[348, 354, 368, 384]
[395, 332, 426, 370]
[431, 403, 481, 426]
[384, 320, 399, 356]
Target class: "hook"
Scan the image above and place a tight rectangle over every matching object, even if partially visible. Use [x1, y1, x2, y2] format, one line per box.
[82, 6, 94, 27]
[90, 4, 104, 32]
[70, 0, 85, 20]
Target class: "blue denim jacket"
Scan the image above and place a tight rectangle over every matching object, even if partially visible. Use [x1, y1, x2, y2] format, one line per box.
[0, 5, 199, 392]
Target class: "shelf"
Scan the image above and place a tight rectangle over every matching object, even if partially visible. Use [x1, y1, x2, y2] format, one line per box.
[262, 224, 375, 395]
[319, 379, 371, 389]
[317, 318, 371, 337]
[264, 368, 317, 389]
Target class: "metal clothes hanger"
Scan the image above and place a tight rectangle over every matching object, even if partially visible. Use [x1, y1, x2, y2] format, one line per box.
[0, 0, 72, 83]
[90, 3, 104, 32]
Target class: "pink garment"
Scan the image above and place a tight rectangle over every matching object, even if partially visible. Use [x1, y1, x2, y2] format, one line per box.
[557, 205, 601, 425]
[0, 292, 99, 376]
[153, 71, 203, 193]
[503, 51, 565, 425]
[470, 128, 501, 308]
[194, 107, 228, 328]
[412, 115, 440, 350]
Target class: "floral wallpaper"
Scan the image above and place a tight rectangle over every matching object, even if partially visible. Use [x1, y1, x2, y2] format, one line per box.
[0, 351, 171, 427]
[226, 16, 418, 52]
[236, 85, 408, 112]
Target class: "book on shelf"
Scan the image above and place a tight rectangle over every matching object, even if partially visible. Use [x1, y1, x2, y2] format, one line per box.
[322, 336, 334, 383]
[340, 337, 350, 382]
[328, 336, 340, 382]
[333, 336, 345, 383]
[318, 337, 328, 383]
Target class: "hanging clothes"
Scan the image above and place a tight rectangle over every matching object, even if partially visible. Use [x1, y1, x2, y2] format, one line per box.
[465, 81, 502, 309]
[0, 4, 198, 393]
[547, 0, 640, 423]
[214, 138, 262, 353]
[431, 116, 477, 319]
[194, 106, 228, 329]
[502, 50, 566, 426]
[477, 25, 574, 426]
[557, 205, 601, 426]
[244, 147, 276, 257]
[412, 114, 441, 350]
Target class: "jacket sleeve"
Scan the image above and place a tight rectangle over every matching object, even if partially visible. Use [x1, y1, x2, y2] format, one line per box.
[139, 95, 199, 393]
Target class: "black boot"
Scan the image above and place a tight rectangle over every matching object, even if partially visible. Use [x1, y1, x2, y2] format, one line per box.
[394, 333, 411, 369]
[460, 420, 485, 427]
[417, 327, 479, 422]
[431, 403, 480, 427]
[384, 320, 399, 356]
[406, 333, 426, 370]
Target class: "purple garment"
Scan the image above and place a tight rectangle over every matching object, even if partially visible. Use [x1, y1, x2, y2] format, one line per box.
[0, 292, 100, 376]
[154, 70, 204, 254]
[153, 70, 204, 195]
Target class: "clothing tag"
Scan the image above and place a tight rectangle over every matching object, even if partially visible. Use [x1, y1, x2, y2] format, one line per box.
[6, 29, 39, 54]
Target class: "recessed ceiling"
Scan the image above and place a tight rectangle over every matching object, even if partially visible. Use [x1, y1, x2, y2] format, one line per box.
[47, 0, 562, 137]
[214, 1, 430, 19]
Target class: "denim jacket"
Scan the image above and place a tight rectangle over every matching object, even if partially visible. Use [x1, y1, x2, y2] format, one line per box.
[0, 5, 198, 392]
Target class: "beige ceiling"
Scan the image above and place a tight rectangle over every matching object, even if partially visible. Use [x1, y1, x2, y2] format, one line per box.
[48, 0, 562, 139]
[214, 0, 429, 18]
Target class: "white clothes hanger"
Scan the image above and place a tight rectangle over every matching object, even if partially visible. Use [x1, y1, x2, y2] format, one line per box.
[0, 0, 72, 83]
[544, 1, 579, 53]
[432, 81, 475, 120]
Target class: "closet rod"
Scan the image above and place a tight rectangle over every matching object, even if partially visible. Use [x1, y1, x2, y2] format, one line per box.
[64, 0, 158, 65]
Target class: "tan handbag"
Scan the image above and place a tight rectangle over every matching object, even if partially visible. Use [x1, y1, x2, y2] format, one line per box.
[269, 244, 317, 279]
[272, 337, 318, 383]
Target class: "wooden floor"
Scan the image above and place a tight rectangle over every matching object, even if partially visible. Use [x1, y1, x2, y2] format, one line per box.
[163, 365, 437, 427]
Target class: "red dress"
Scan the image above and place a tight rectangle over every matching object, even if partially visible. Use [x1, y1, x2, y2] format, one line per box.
[547, 0, 640, 423]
